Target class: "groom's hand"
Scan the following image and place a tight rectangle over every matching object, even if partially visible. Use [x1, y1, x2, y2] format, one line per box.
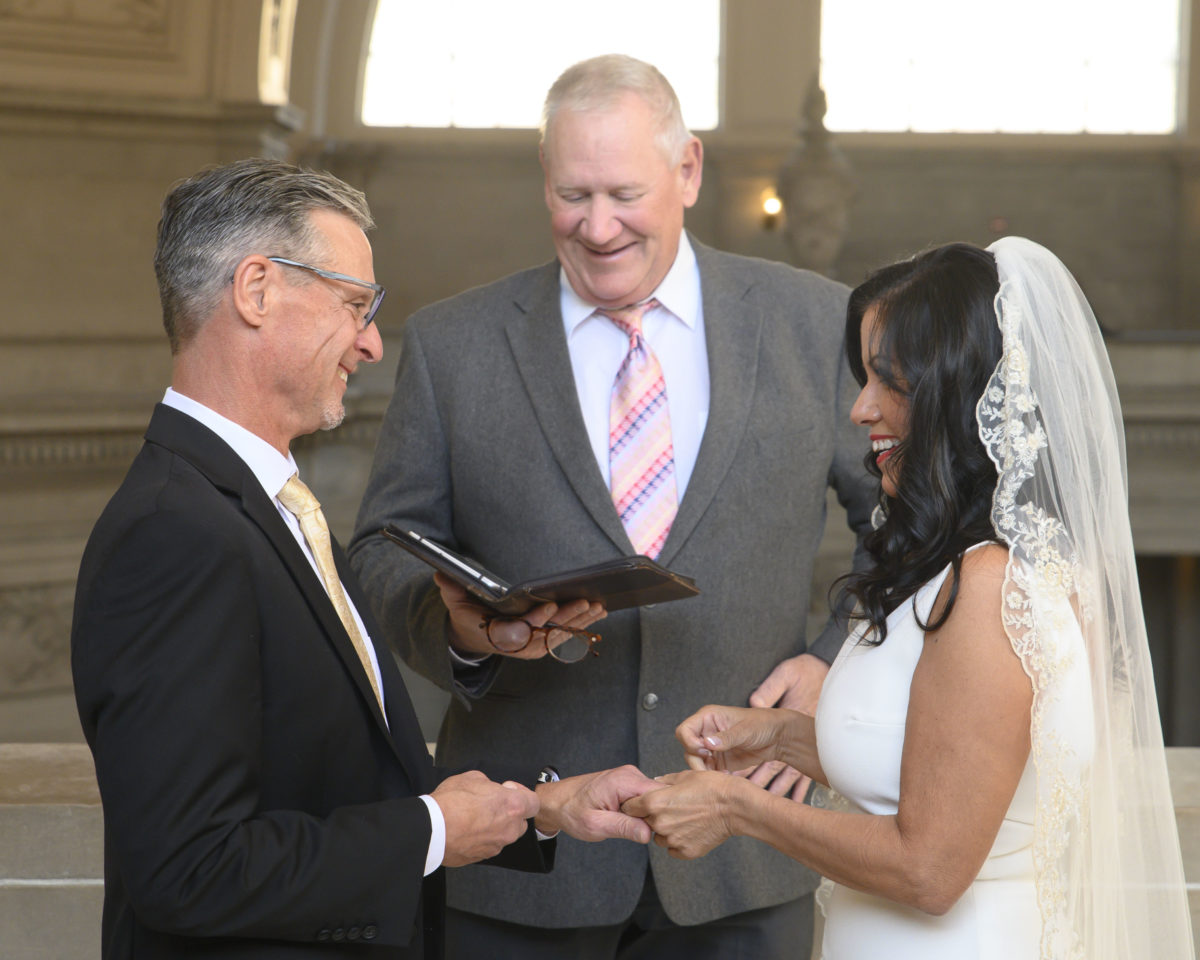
[433, 771, 540, 867]
[535, 765, 658, 844]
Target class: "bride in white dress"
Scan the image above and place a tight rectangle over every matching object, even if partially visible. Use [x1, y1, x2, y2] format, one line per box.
[625, 237, 1193, 960]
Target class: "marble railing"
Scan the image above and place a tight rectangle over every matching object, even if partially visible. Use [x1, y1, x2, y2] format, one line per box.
[0, 744, 101, 960]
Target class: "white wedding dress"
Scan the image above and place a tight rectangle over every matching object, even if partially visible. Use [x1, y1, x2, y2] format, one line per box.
[814, 553, 1076, 960]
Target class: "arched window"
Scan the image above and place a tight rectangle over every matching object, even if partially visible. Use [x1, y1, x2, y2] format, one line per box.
[360, 0, 721, 129]
[820, 0, 1182, 133]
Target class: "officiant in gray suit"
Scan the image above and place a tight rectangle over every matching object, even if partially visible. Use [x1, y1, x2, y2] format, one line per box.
[349, 55, 875, 959]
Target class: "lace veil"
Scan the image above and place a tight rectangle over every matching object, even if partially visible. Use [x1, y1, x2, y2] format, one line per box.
[978, 236, 1193, 959]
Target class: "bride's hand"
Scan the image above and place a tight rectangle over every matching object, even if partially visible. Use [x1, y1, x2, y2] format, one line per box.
[675, 704, 789, 773]
[620, 770, 749, 860]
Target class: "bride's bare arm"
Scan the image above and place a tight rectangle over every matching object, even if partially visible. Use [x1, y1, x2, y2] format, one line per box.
[627, 545, 1032, 916]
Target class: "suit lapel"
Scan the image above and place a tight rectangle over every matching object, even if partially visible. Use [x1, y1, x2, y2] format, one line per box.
[503, 264, 634, 555]
[144, 405, 421, 774]
[657, 240, 762, 566]
[339, 547, 436, 788]
[237, 477, 400, 740]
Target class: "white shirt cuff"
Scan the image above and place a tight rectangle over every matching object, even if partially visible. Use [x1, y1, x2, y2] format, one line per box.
[449, 642, 490, 667]
[419, 794, 446, 875]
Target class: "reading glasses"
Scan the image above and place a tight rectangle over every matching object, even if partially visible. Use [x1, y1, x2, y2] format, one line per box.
[479, 613, 601, 664]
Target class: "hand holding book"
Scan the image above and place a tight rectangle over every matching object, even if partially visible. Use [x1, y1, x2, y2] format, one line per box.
[433, 572, 604, 661]
[381, 526, 700, 661]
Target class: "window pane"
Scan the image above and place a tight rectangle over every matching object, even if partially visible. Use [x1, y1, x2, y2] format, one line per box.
[820, 0, 1180, 133]
[362, 0, 721, 130]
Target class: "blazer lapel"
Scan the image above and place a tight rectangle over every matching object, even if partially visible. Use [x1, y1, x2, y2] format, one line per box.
[657, 239, 763, 566]
[144, 405, 413, 768]
[503, 264, 633, 555]
[339, 546, 436, 788]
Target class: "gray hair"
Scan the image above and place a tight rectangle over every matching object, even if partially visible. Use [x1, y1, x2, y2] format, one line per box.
[154, 157, 374, 353]
[540, 54, 691, 165]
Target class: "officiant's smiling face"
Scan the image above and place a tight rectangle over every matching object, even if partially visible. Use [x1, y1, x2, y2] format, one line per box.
[852, 305, 909, 498]
[540, 91, 702, 310]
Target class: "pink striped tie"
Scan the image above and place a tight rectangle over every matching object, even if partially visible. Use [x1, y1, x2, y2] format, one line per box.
[602, 299, 677, 559]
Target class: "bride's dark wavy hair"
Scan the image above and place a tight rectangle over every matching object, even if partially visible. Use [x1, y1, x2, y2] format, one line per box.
[834, 243, 1004, 643]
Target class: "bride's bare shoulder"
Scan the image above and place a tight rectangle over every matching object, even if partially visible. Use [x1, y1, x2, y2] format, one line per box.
[960, 542, 1010, 583]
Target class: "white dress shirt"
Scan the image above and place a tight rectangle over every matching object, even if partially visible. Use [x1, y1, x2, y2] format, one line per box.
[560, 230, 710, 497]
[161, 388, 446, 875]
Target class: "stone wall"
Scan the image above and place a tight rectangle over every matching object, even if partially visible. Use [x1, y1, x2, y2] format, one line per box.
[0, 0, 302, 743]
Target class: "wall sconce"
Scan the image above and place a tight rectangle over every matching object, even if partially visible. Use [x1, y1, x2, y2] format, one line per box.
[761, 189, 783, 230]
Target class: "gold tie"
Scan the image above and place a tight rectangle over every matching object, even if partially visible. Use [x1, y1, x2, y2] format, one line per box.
[277, 475, 384, 714]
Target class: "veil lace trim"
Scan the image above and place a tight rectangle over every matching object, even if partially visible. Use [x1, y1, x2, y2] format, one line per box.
[979, 237, 1192, 959]
[978, 288, 1087, 958]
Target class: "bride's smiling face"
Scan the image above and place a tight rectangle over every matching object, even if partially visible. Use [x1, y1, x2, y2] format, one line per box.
[850, 305, 909, 498]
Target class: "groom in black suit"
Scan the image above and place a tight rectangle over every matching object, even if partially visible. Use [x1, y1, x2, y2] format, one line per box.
[71, 157, 656, 959]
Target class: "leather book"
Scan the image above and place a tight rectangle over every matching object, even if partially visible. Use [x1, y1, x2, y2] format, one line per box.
[381, 526, 700, 616]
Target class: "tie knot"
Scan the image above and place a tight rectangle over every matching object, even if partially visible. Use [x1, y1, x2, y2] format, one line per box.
[278, 475, 320, 517]
[598, 298, 659, 341]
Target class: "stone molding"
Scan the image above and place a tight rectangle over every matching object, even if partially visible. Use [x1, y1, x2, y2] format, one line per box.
[2, 385, 1194, 471]
[1, 430, 146, 472]
[1127, 422, 1200, 449]
[0, 0, 173, 57]
[0, 95, 304, 154]
[0, 1, 211, 101]
[0, 394, 385, 475]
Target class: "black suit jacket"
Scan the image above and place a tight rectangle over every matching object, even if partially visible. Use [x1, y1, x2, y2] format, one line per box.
[72, 404, 549, 959]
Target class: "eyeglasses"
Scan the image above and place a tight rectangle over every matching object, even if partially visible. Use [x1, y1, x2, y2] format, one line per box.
[268, 256, 386, 327]
[479, 614, 602, 664]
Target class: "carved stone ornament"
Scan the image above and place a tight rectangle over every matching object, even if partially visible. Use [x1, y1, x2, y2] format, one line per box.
[0, 582, 74, 695]
[778, 76, 857, 277]
[0, 0, 170, 55]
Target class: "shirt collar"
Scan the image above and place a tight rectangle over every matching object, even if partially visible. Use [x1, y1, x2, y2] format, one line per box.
[162, 387, 299, 500]
[560, 229, 700, 337]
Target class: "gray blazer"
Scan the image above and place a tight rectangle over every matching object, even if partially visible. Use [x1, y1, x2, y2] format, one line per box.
[349, 237, 876, 928]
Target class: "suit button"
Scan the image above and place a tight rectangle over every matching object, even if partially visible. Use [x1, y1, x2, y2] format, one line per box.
[362, 924, 378, 940]
[332, 927, 346, 941]
[642, 692, 659, 710]
[316, 929, 331, 942]
[348, 926, 361, 941]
